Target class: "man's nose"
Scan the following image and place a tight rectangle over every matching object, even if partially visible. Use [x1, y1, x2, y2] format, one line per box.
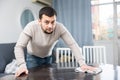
[48, 23, 52, 28]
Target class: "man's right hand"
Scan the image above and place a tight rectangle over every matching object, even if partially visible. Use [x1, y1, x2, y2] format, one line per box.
[15, 66, 28, 77]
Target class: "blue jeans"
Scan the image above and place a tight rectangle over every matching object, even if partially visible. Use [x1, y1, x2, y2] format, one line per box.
[26, 54, 52, 69]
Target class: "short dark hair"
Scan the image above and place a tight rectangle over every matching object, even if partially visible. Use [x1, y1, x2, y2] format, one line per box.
[39, 7, 57, 19]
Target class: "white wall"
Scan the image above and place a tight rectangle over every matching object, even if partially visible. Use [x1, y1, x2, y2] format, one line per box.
[0, 0, 44, 43]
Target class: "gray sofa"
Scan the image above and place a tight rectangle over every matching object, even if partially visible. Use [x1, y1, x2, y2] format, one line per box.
[0, 43, 55, 77]
[0, 43, 16, 73]
[0, 43, 27, 77]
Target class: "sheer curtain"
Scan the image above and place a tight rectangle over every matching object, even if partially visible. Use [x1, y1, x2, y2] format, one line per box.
[52, 0, 93, 47]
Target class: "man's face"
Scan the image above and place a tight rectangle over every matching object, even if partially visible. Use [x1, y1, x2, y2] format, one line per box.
[39, 14, 56, 34]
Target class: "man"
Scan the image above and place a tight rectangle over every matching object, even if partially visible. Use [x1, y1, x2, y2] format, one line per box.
[14, 7, 95, 77]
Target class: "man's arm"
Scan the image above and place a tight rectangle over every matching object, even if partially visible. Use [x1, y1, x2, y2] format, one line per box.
[59, 26, 97, 72]
[14, 32, 30, 67]
[60, 28, 86, 66]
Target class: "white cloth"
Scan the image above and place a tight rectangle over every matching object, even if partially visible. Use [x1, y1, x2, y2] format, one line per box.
[4, 59, 18, 74]
[75, 67, 102, 74]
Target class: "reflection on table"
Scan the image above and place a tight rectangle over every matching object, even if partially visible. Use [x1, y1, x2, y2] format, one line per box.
[0, 64, 120, 80]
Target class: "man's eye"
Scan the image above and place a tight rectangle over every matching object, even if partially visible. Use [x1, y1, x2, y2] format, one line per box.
[51, 21, 55, 24]
[45, 21, 49, 24]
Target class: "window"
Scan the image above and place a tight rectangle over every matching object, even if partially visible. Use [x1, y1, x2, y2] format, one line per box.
[92, 4, 113, 40]
[117, 4, 120, 39]
[91, 0, 117, 40]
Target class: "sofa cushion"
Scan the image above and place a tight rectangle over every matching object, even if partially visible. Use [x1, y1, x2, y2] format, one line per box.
[0, 56, 6, 73]
[0, 43, 16, 73]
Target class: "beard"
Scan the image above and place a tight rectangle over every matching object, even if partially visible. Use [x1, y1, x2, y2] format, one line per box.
[44, 30, 53, 34]
[41, 25, 54, 34]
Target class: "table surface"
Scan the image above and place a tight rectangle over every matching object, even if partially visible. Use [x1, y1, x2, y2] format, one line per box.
[0, 64, 120, 80]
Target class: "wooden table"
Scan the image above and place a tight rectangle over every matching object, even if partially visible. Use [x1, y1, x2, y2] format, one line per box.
[0, 64, 120, 80]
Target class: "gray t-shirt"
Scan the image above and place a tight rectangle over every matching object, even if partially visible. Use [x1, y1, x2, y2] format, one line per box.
[14, 20, 85, 68]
